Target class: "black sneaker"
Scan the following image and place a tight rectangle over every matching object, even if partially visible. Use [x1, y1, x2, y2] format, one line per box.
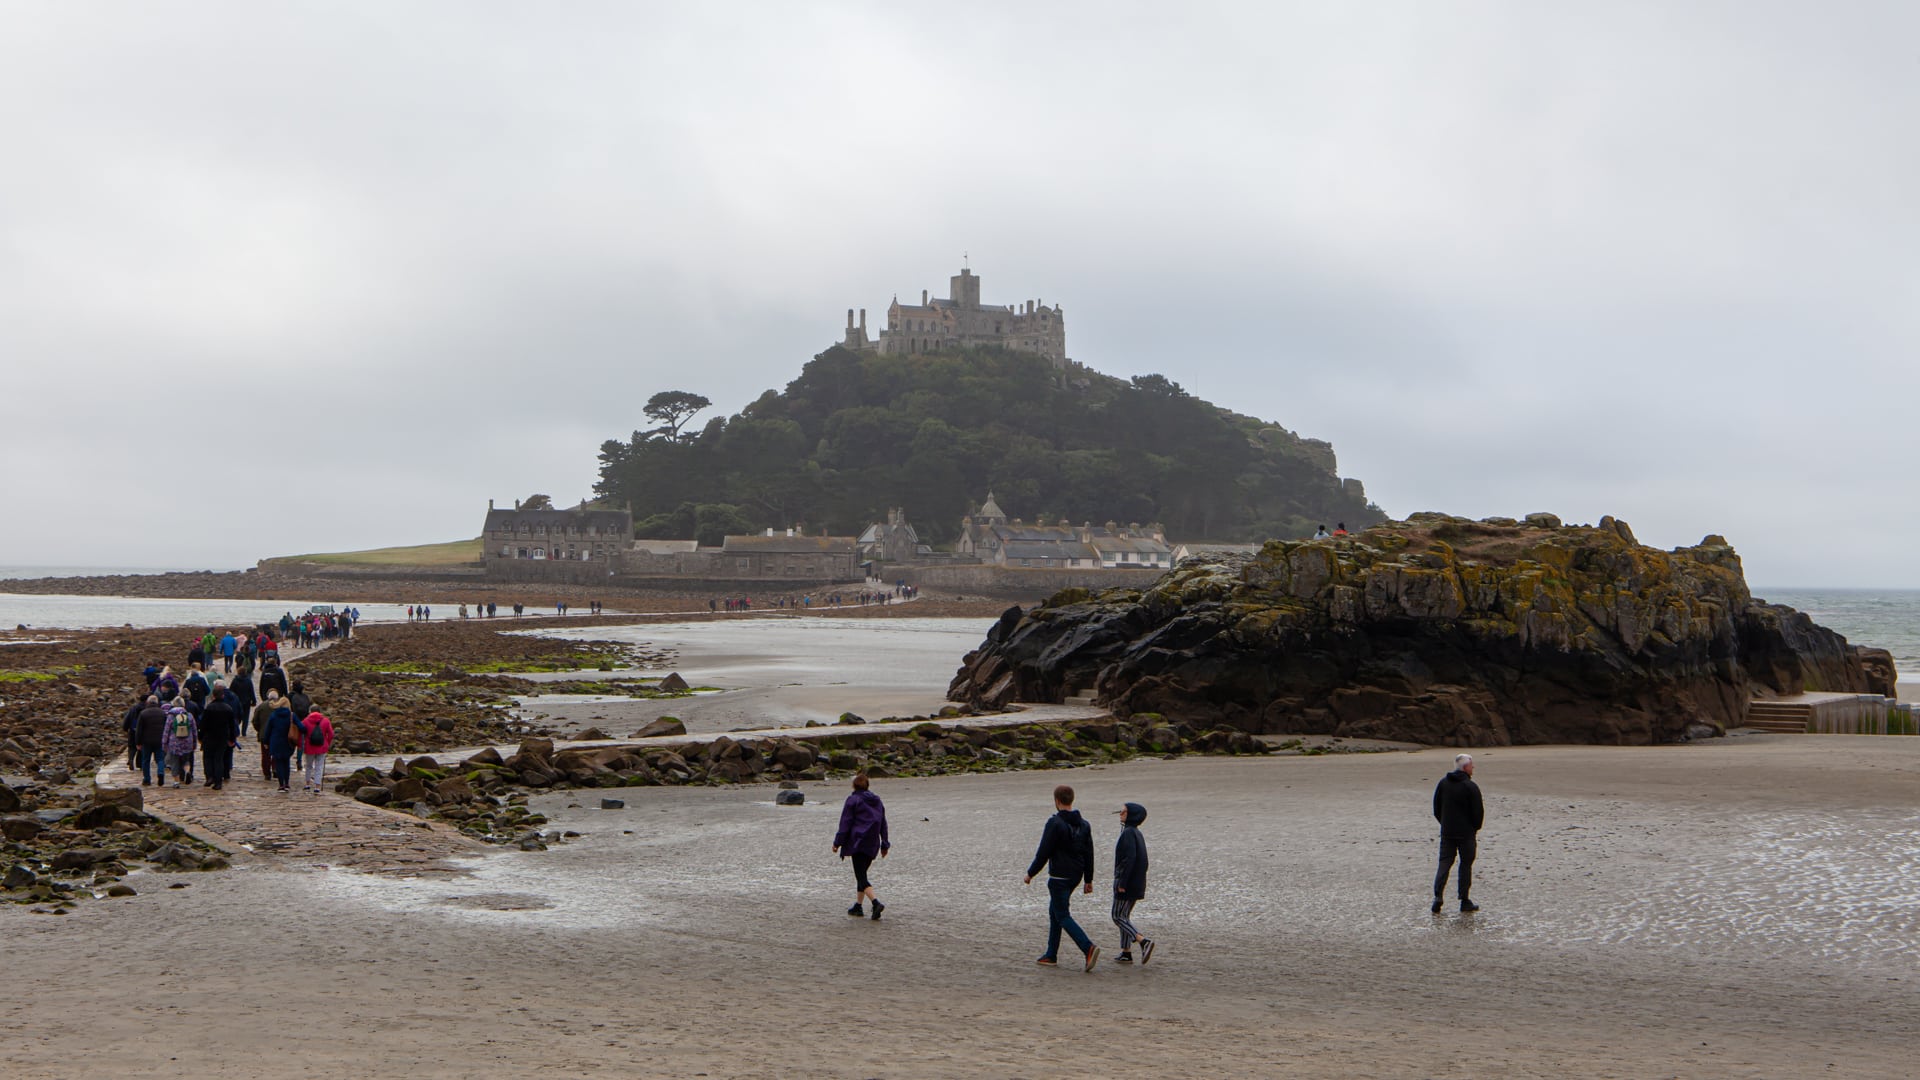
[847, 904, 864, 917]
[1431, 897, 1443, 914]
[1461, 900, 1480, 913]
[1139, 938, 1155, 965]
[1116, 953, 1134, 963]
[869, 899, 885, 920]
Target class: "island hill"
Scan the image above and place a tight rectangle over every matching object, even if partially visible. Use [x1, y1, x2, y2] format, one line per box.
[949, 513, 1908, 746]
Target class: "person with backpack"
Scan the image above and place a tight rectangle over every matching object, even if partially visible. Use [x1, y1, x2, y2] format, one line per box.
[1025, 784, 1100, 971]
[152, 666, 179, 703]
[199, 684, 237, 790]
[832, 772, 890, 919]
[1111, 802, 1155, 964]
[183, 664, 210, 706]
[295, 709, 334, 794]
[162, 697, 198, 789]
[288, 681, 313, 770]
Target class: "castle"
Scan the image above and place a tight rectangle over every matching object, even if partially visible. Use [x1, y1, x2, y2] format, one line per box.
[838, 266, 1066, 365]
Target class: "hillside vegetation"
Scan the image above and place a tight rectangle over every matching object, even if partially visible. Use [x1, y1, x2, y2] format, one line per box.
[595, 346, 1381, 545]
[266, 538, 482, 568]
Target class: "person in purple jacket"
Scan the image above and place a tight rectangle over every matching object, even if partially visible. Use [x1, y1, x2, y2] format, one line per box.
[832, 772, 890, 920]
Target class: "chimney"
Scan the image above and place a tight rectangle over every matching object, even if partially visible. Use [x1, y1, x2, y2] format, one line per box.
[921, 289, 929, 305]
[489, 498, 494, 510]
[859, 308, 867, 332]
[846, 308, 855, 330]
[514, 499, 521, 510]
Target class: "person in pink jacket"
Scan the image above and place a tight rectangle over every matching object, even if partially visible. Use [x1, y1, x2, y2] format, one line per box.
[295, 709, 335, 795]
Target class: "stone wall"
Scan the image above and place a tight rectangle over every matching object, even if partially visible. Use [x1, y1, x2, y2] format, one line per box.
[897, 564, 1165, 597]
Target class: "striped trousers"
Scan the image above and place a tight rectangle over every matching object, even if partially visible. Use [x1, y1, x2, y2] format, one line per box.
[1112, 895, 1142, 949]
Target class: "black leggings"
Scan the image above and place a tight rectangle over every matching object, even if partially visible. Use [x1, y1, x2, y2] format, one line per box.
[851, 853, 875, 892]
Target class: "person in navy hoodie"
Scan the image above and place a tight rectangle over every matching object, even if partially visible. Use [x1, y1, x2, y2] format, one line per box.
[1111, 802, 1155, 964]
[832, 772, 890, 919]
[1026, 784, 1099, 971]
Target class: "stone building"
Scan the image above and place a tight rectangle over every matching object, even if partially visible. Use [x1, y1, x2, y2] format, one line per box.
[483, 499, 632, 580]
[838, 266, 1066, 365]
[956, 493, 1172, 569]
[858, 508, 926, 566]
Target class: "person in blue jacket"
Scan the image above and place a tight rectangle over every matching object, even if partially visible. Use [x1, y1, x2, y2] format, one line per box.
[832, 772, 891, 919]
[1111, 802, 1155, 964]
[264, 694, 296, 792]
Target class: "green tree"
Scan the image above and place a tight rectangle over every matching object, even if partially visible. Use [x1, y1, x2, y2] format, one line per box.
[643, 391, 713, 442]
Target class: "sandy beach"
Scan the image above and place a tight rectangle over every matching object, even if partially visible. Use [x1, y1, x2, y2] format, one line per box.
[6, 734, 1917, 1078]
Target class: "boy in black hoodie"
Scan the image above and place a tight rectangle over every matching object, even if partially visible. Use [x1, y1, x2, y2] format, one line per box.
[1025, 784, 1099, 971]
[1112, 802, 1155, 964]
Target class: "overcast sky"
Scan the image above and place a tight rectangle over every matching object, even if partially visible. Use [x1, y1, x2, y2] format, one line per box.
[2, 2, 1914, 587]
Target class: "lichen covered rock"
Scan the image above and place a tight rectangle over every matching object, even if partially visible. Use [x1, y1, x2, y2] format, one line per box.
[947, 516, 1893, 746]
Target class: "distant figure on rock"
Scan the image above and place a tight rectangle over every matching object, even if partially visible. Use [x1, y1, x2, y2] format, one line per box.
[1111, 802, 1155, 965]
[1432, 753, 1485, 914]
[1313, 524, 1330, 540]
[833, 772, 890, 920]
[1333, 522, 1348, 537]
[1025, 784, 1099, 971]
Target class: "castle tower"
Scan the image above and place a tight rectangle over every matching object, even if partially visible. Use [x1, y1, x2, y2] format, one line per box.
[950, 267, 980, 309]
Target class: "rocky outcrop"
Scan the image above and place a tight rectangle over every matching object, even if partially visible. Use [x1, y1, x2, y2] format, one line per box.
[947, 515, 1895, 746]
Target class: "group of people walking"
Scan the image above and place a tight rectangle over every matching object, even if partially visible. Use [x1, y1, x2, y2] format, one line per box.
[830, 754, 1487, 970]
[125, 634, 337, 794]
[832, 777, 1159, 972]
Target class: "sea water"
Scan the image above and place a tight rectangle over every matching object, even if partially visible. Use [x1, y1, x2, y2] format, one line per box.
[1757, 588, 1920, 672]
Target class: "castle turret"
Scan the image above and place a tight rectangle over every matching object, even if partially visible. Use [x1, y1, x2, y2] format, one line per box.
[951, 267, 980, 309]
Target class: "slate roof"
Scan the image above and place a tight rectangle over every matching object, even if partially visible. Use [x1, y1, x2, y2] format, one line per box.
[485, 508, 631, 533]
[1002, 541, 1097, 561]
[721, 535, 858, 555]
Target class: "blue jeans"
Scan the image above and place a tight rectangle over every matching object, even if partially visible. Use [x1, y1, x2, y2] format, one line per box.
[138, 745, 166, 784]
[1044, 877, 1092, 960]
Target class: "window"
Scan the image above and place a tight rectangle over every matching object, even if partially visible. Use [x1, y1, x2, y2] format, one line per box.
[737, 558, 749, 571]
[499, 545, 511, 557]
[517, 547, 528, 559]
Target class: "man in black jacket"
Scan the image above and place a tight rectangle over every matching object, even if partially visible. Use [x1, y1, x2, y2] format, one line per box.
[135, 696, 168, 786]
[199, 686, 237, 791]
[1432, 753, 1486, 913]
[1025, 784, 1100, 971]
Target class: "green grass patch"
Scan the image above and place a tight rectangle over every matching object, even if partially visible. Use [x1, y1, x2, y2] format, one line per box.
[266, 537, 483, 568]
[0, 666, 80, 683]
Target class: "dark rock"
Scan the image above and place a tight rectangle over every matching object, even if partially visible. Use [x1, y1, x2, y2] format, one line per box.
[947, 519, 1890, 747]
[777, 780, 799, 789]
[37, 767, 70, 785]
[73, 803, 150, 830]
[5, 863, 37, 889]
[405, 755, 443, 774]
[431, 776, 477, 804]
[0, 784, 18, 813]
[463, 747, 506, 768]
[353, 786, 392, 806]
[1, 813, 45, 840]
[389, 778, 428, 804]
[771, 741, 816, 771]
[657, 672, 691, 692]
[837, 712, 866, 725]
[52, 847, 114, 871]
[1855, 646, 1898, 698]
[599, 798, 625, 810]
[632, 717, 687, 739]
[147, 843, 204, 868]
[774, 790, 805, 806]
[346, 739, 378, 755]
[105, 884, 137, 897]
[575, 727, 611, 741]
[432, 718, 457, 733]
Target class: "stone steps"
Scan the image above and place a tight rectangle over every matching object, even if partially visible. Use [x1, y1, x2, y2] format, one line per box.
[1745, 694, 1914, 735]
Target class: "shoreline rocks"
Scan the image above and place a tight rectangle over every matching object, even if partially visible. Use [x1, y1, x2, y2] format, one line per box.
[948, 515, 1897, 747]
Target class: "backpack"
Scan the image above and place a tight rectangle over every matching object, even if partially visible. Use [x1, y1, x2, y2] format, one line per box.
[170, 711, 192, 741]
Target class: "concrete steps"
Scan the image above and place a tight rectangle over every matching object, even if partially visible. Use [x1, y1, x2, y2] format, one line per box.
[1745, 701, 1812, 733]
[1745, 693, 1914, 735]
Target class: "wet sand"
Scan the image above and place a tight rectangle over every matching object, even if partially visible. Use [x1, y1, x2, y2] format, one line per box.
[7, 735, 1917, 1078]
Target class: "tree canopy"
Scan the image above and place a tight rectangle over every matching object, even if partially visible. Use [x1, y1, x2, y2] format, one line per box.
[595, 346, 1382, 544]
[519, 493, 554, 511]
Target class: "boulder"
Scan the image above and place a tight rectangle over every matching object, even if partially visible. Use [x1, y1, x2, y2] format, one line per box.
[0, 784, 18, 813]
[4, 863, 37, 889]
[52, 847, 114, 871]
[462, 747, 506, 769]
[632, 717, 687, 739]
[87, 784, 142, 812]
[389, 778, 428, 804]
[432, 718, 457, 733]
[772, 741, 816, 772]
[947, 519, 1880, 748]
[657, 672, 691, 692]
[774, 790, 804, 806]
[431, 776, 476, 804]
[353, 786, 392, 806]
[105, 884, 137, 897]
[147, 843, 204, 868]
[575, 727, 611, 741]
[600, 798, 625, 810]
[1, 816, 45, 841]
[404, 755, 442, 774]
[73, 803, 150, 830]
[346, 739, 378, 755]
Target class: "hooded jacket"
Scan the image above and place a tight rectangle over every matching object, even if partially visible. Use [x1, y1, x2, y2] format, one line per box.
[161, 704, 198, 757]
[199, 698, 237, 749]
[1114, 802, 1149, 898]
[833, 789, 889, 858]
[296, 711, 334, 755]
[1433, 770, 1484, 838]
[265, 706, 296, 757]
[1028, 808, 1094, 885]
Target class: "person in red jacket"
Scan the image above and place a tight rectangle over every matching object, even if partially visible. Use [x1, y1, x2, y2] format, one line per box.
[295, 709, 335, 795]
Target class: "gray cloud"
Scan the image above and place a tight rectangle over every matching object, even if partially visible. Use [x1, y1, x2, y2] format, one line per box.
[2, 1, 1915, 586]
